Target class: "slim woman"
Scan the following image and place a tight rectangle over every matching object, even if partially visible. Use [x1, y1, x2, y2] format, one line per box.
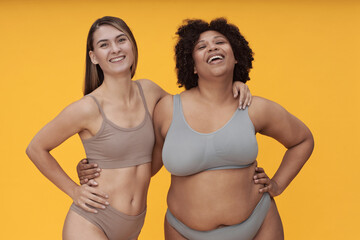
[26, 16, 252, 240]
[150, 19, 314, 240]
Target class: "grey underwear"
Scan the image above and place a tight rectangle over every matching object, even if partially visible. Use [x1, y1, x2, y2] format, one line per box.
[166, 193, 271, 240]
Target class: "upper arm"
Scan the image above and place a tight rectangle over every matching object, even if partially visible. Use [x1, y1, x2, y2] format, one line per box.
[151, 94, 173, 176]
[249, 96, 313, 149]
[27, 98, 97, 153]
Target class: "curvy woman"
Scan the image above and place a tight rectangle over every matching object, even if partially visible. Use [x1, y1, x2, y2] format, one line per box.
[26, 16, 252, 240]
[150, 19, 314, 240]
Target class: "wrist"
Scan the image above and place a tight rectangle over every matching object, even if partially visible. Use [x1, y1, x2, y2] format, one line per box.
[271, 178, 283, 196]
[68, 183, 80, 199]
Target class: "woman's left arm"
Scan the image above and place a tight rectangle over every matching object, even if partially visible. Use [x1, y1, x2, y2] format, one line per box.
[249, 96, 314, 197]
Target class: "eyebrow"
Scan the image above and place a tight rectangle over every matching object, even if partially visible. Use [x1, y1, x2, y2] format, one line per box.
[195, 36, 225, 45]
[96, 33, 126, 45]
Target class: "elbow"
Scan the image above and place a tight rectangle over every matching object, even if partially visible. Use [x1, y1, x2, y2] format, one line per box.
[302, 129, 315, 161]
[307, 129, 315, 154]
[151, 165, 162, 177]
[26, 141, 44, 162]
[26, 142, 35, 160]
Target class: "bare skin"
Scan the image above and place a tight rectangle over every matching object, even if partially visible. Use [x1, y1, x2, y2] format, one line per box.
[26, 23, 253, 239]
[151, 31, 314, 239]
[26, 25, 167, 240]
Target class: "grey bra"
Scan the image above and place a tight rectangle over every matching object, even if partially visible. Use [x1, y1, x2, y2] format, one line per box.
[162, 94, 258, 176]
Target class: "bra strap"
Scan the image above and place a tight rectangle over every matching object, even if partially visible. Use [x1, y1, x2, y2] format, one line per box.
[172, 94, 182, 120]
[135, 81, 150, 115]
[87, 95, 106, 119]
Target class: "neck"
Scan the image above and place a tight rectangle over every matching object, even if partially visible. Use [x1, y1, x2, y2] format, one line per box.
[101, 73, 134, 103]
[196, 76, 234, 104]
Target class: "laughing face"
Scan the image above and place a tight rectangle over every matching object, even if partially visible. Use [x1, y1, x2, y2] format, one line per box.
[89, 25, 134, 78]
[192, 30, 237, 80]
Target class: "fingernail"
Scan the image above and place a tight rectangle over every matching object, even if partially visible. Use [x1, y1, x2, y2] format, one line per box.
[95, 173, 99, 176]
[255, 180, 258, 183]
[102, 206, 106, 209]
[97, 168, 101, 172]
[94, 210, 98, 213]
[105, 201, 109, 205]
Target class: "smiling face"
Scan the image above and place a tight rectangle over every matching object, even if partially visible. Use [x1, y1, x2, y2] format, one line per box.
[192, 30, 237, 80]
[89, 25, 134, 78]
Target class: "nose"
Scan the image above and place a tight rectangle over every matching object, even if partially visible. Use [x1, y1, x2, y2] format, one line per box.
[208, 43, 218, 52]
[111, 42, 121, 53]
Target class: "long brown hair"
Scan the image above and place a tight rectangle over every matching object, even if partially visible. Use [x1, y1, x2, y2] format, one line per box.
[84, 16, 138, 95]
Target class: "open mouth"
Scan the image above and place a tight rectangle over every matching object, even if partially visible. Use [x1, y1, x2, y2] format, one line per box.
[109, 56, 125, 63]
[207, 54, 224, 64]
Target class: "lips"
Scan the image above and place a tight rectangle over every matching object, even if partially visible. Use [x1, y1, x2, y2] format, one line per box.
[207, 53, 224, 64]
[109, 56, 125, 63]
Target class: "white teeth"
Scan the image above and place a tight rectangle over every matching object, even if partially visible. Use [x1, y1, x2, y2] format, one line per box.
[207, 55, 224, 63]
[110, 56, 125, 62]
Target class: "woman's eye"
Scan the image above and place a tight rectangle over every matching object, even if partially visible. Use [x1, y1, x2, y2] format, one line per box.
[198, 45, 206, 50]
[119, 38, 126, 43]
[216, 41, 225, 44]
[100, 43, 108, 48]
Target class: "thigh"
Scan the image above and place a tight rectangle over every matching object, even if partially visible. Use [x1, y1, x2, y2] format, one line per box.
[253, 198, 284, 240]
[164, 215, 187, 240]
[63, 209, 108, 240]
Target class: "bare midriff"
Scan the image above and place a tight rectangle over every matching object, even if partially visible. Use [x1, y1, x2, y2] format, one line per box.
[167, 162, 264, 231]
[94, 162, 151, 216]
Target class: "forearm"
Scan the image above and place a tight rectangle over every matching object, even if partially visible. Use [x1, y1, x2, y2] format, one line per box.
[26, 146, 78, 198]
[151, 144, 164, 177]
[272, 133, 314, 195]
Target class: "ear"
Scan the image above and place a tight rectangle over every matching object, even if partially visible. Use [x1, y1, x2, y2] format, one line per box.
[89, 51, 98, 64]
[194, 66, 197, 74]
[234, 60, 238, 64]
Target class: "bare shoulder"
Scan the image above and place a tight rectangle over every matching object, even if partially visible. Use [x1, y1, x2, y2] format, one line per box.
[249, 96, 285, 115]
[250, 96, 281, 108]
[248, 96, 287, 132]
[59, 96, 100, 125]
[137, 78, 157, 88]
[137, 79, 161, 93]
[137, 79, 168, 101]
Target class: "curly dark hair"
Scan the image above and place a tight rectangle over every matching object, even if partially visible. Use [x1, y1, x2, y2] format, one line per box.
[175, 18, 254, 90]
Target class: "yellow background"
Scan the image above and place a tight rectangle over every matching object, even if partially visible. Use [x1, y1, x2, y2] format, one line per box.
[1, 0, 359, 239]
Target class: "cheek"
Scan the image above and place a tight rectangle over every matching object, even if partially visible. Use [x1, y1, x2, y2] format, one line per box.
[226, 47, 236, 60]
[94, 51, 107, 61]
[192, 52, 203, 66]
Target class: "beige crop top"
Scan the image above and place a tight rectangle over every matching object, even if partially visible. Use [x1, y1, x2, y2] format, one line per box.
[81, 81, 155, 169]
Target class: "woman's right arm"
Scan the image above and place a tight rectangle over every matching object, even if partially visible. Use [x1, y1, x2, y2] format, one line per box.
[26, 98, 109, 213]
[151, 94, 174, 176]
